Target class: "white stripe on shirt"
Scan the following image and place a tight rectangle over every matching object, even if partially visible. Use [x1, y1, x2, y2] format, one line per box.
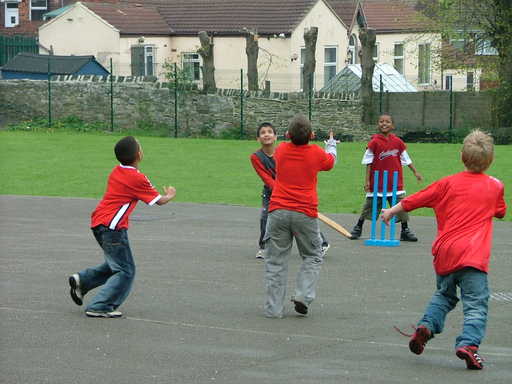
[361, 149, 412, 166]
[109, 203, 130, 230]
[148, 194, 162, 206]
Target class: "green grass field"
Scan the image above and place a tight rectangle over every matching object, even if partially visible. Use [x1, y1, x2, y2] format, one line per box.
[1, 131, 510, 220]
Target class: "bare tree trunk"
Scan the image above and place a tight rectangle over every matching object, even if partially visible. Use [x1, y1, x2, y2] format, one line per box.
[198, 31, 216, 93]
[359, 28, 376, 124]
[245, 30, 259, 91]
[302, 27, 318, 95]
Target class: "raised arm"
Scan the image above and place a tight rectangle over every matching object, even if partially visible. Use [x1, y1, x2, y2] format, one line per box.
[156, 186, 176, 205]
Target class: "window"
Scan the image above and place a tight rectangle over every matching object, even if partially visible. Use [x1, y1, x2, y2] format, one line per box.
[5, 2, 19, 28]
[445, 75, 453, 90]
[31, 0, 47, 21]
[131, 45, 156, 76]
[393, 43, 404, 74]
[182, 53, 201, 81]
[347, 34, 357, 64]
[372, 43, 379, 63]
[475, 39, 498, 56]
[418, 43, 431, 84]
[324, 47, 337, 85]
[467, 72, 474, 91]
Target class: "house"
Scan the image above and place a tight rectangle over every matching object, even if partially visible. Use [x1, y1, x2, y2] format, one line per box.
[1, 52, 109, 79]
[38, 0, 351, 91]
[0, 0, 118, 37]
[321, 63, 417, 93]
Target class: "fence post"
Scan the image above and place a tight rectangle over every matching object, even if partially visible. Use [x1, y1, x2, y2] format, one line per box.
[174, 62, 178, 138]
[379, 74, 383, 114]
[47, 55, 52, 128]
[308, 73, 313, 121]
[240, 68, 244, 139]
[110, 58, 114, 132]
[449, 86, 453, 142]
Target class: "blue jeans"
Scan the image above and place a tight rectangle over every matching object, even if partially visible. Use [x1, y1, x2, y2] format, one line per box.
[78, 226, 135, 312]
[418, 267, 489, 348]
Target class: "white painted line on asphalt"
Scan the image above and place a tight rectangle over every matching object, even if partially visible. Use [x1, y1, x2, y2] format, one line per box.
[2, 306, 511, 358]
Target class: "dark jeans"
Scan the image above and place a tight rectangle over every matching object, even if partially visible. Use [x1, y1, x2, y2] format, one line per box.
[78, 226, 135, 312]
[259, 192, 328, 250]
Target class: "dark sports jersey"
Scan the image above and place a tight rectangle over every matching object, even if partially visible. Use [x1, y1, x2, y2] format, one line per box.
[91, 165, 161, 230]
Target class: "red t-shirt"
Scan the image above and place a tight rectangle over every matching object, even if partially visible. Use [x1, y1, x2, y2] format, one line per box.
[401, 171, 506, 275]
[367, 133, 406, 193]
[91, 165, 161, 230]
[250, 151, 275, 190]
[269, 142, 335, 217]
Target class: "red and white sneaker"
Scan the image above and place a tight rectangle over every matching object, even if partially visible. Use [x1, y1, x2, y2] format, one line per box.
[456, 346, 484, 370]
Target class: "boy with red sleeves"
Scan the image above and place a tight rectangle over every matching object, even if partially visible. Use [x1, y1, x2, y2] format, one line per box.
[250, 122, 329, 259]
[263, 115, 338, 318]
[350, 114, 423, 241]
[68, 136, 176, 318]
[382, 130, 507, 370]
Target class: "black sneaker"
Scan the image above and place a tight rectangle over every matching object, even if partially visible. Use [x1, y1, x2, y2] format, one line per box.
[456, 346, 484, 370]
[69, 273, 83, 306]
[291, 299, 308, 315]
[85, 310, 123, 318]
[350, 225, 362, 240]
[400, 228, 418, 242]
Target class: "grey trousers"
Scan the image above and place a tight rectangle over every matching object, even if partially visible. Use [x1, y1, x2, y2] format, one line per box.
[263, 209, 324, 318]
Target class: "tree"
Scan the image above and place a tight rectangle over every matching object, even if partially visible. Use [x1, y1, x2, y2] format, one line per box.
[417, 0, 512, 127]
[198, 31, 216, 93]
[302, 27, 318, 95]
[359, 28, 376, 125]
[245, 29, 259, 91]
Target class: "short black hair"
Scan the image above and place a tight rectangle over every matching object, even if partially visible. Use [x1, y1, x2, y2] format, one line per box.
[288, 115, 312, 145]
[114, 136, 139, 165]
[256, 122, 276, 136]
[378, 113, 394, 124]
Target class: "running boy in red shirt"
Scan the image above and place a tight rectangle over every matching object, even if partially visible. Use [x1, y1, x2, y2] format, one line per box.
[381, 130, 507, 369]
[264, 115, 338, 318]
[350, 114, 422, 241]
[68, 136, 176, 318]
[250, 122, 329, 260]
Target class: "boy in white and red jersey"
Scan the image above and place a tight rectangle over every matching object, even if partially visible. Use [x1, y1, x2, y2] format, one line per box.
[68, 136, 176, 318]
[350, 114, 423, 241]
[382, 130, 507, 370]
[263, 115, 338, 318]
[250, 122, 329, 260]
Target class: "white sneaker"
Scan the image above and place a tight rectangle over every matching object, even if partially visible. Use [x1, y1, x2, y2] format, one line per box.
[85, 310, 123, 318]
[256, 249, 264, 259]
[321, 243, 330, 257]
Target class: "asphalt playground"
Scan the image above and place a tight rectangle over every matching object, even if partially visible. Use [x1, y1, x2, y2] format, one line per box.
[1, 195, 511, 384]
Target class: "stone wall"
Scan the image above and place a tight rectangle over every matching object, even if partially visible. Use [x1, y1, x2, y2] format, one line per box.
[0, 77, 366, 139]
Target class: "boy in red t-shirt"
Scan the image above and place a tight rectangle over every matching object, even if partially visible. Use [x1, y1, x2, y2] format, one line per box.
[68, 136, 176, 318]
[250, 122, 329, 260]
[263, 115, 338, 318]
[382, 130, 507, 370]
[350, 114, 423, 241]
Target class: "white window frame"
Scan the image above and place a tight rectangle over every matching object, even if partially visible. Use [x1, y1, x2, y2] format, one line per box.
[323, 46, 337, 85]
[348, 34, 357, 64]
[30, 0, 47, 10]
[393, 42, 404, 75]
[143, 45, 155, 76]
[475, 38, 498, 56]
[467, 71, 474, 91]
[372, 42, 379, 63]
[445, 75, 453, 90]
[418, 43, 431, 85]
[182, 52, 201, 81]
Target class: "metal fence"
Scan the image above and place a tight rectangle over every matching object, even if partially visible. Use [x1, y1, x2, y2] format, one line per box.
[0, 35, 38, 66]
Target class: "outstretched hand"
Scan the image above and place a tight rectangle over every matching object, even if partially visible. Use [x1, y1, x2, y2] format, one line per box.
[324, 130, 340, 145]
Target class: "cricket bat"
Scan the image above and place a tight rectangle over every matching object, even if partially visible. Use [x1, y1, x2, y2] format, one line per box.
[318, 212, 352, 239]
